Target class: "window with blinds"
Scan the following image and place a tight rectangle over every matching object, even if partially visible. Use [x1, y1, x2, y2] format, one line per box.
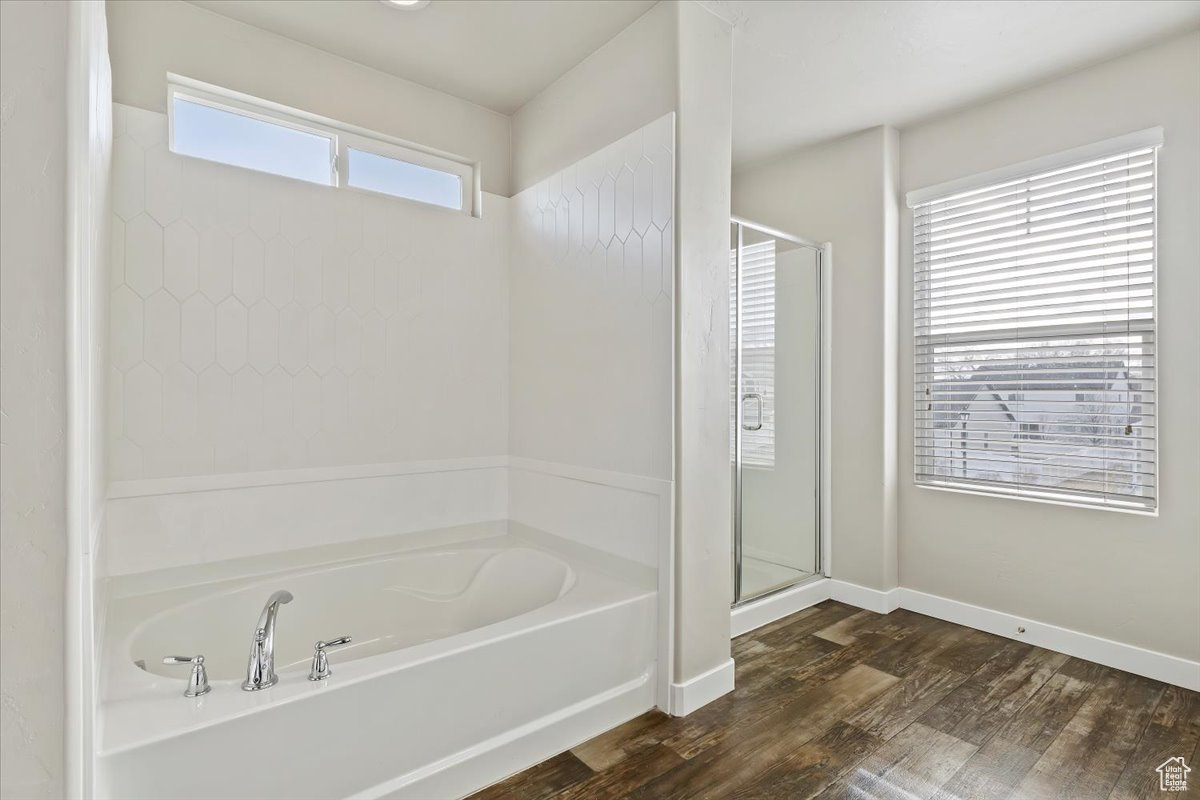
[910, 130, 1160, 512]
[731, 239, 776, 468]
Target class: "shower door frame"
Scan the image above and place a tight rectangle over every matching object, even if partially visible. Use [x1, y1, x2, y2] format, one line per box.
[731, 216, 830, 607]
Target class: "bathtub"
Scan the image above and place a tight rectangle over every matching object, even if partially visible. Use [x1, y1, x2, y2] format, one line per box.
[97, 523, 657, 799]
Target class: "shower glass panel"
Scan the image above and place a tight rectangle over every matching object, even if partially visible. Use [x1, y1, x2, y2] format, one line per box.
[732, 219, 822, 604]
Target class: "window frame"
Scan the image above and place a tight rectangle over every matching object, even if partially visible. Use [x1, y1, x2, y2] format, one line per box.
[166, 74, 480, 217]
[907, 128, 1163, 515]
[168, 87, 338, 186]
[339, 132, 469, 212]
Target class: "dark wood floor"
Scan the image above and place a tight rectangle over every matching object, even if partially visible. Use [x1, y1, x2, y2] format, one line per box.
[472, 601, 1199, 799]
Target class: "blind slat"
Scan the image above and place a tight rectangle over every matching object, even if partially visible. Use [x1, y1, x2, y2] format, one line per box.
[916, 192, 1155, 242]
[915, 432, 1156, 450]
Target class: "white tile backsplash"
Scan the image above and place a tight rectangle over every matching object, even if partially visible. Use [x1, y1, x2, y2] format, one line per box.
[509, 113, 675, 481]
[108, 104, 509, 481]
[105, 105, 673, 575]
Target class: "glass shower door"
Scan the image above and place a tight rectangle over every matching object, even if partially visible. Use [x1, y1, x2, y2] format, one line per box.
[732, 220, 822, 604]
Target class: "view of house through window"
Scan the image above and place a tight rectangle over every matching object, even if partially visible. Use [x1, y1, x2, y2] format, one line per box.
[913, 141, 1158, 511]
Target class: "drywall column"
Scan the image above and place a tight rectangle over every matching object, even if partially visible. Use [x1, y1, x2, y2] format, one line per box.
[510, 1, 735, 713]
[732, 127, 901, 593]
[672, 0, 735, 712]
[1, 2, 69, 797]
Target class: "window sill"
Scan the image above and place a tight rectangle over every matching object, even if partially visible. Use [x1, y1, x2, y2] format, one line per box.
[913, 481, 1159, 517]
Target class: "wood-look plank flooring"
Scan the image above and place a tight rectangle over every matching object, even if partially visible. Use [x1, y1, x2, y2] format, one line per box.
[471, 601, 1199, 799]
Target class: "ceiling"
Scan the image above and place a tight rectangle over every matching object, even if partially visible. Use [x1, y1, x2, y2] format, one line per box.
[185, 0, 1199, 165]
[726, 0, 1200, 166]
[183, 0, 657, 114]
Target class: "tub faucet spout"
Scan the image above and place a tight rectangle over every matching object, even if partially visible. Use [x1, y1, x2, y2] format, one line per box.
[242, 590, 293, 691]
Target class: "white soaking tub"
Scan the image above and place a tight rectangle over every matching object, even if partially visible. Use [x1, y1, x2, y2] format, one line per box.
[97, 523, 657, 800]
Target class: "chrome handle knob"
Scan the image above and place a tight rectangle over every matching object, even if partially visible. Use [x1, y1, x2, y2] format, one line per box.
[161, 654, 211, 697]
[308, 636, 352, 681]
[317, 636, 351, 649]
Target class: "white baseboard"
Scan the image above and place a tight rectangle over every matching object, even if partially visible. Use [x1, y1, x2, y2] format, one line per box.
[728, 577, 1200, 692]
[669, 658, 735, 716]
[361, 671, 656, 800]
[899, 588, 1200, 692]
[731, 579, 831, 637]
[830, 579, 902, 614]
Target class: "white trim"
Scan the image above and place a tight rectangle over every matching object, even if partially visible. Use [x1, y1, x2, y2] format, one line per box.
[898, 588, 1200, 692]
[340, 131, 472, 215]
[731, 578, 831, 637]
[65, 2, 108, 796]
[107, 456, 509, 499]
[657, 485, 676, 714]
[65, 5, 89, 789]
[727, 578, 1199, 691]
[915, 481, 1159, 517]
[830, 579, 902, 614]
[506, 456, 673, 498]
[905, 126, 1164, 208]
[669, 658, 735, 716]
[348, 670, 655, 799]
[820, 242, 834, 578]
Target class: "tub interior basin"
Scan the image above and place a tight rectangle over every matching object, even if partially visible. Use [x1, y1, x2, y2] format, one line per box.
[129, 547, 575, 681]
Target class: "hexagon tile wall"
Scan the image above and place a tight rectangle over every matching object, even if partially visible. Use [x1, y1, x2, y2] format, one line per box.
[509, 113, 674, 481]
[108, 104, 509, 482]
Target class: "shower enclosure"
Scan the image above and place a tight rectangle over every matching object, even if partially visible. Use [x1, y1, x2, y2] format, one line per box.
[731, 218, 826, 604]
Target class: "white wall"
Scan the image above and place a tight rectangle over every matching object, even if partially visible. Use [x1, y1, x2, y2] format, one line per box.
[1, 2, 68, 796]
[733, 126, 901, 591]
[899, 31, 1200, 662]
[104, 0, 511, 196]
[509, 1, 677, 194]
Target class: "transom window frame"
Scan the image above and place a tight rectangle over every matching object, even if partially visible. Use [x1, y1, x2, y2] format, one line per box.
[166, 74, 481, 217]
[906, 127, 1163, 515]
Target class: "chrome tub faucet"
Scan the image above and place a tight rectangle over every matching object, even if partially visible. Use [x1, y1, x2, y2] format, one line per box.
[242, 590, 293, 691]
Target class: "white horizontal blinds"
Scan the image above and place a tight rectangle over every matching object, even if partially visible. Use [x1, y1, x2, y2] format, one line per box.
[913, 143, 1158, 510]
[731, 239, 777, 468]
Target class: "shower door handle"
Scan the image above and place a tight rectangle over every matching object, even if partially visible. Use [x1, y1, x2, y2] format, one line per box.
[741, 393, 763, 431]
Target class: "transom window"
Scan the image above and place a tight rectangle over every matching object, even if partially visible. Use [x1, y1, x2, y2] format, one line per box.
[168, 76, 476, 215]
[909, 129, 1161, 512]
